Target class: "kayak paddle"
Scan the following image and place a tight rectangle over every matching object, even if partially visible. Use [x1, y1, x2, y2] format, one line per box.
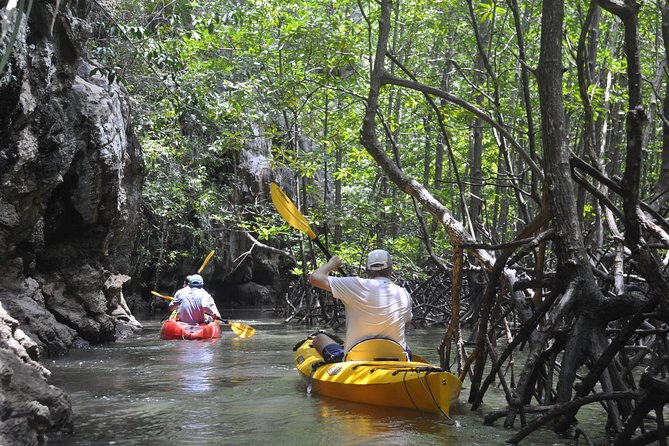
[150, 291, 256, 338]
[151, 290, 173, 300]
[270, 182, 351, 277]
[269, 182, 332, 258]
[213, 316, 256, 338]
[198, 250, 215, 274]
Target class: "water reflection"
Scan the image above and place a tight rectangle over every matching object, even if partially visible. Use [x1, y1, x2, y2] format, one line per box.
[316, 400, 453, 443]
[169, 339, 219, 393]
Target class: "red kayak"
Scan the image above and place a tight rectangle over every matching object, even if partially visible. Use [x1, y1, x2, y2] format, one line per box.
[159, 319, 222, 340]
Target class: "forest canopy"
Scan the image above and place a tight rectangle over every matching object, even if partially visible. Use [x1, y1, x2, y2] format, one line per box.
[79, 0, 669, 444]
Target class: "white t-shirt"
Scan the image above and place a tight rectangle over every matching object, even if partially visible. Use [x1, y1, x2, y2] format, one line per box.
[328, 276, 412, 353]
[172, 286, 221, 323]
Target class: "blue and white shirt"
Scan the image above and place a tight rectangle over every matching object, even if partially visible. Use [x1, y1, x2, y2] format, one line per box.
[171, 287, 221, 323]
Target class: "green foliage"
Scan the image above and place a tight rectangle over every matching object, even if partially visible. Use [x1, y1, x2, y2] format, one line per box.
[475, 1, 504, 24]
[89, 0, 669, 284]
[290, 267, 304, 276]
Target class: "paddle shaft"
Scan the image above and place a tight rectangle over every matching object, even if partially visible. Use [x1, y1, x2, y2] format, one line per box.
[310, 235, 331, 259]
[151, 290, 174, 300]
[151, 291, 255, 337]
[309, 236, 350, 277]
[152, 291, 227, 320]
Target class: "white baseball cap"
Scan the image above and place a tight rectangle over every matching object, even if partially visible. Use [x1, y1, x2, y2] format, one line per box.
[366, 249, 392, 271]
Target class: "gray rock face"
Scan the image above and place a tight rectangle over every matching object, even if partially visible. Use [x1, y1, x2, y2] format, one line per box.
[205, 123, 297, 307]
[0, 303, 73, 445]
[1, 0, 144, 442]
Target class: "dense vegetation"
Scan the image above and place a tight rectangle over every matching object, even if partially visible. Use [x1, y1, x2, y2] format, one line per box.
[86, 0, 669, 444]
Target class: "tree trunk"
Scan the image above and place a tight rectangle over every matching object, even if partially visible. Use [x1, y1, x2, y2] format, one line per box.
[653, 1, 669, 214]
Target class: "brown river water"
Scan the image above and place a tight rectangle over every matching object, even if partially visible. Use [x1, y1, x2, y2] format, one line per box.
[45, 309, 610, 445]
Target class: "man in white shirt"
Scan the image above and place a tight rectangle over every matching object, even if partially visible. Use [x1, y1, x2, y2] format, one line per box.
[169, 274, 222, 323]
[308, 249, 413, 362]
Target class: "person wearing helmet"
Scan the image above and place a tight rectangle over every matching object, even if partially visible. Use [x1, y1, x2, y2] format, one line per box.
[168, 275, 192, 317]
[308, 249, 413, 362]
[169, 274, 222, 323]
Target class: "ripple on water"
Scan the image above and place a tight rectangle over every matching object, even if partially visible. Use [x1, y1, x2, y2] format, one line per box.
[47, 316, 611, 446]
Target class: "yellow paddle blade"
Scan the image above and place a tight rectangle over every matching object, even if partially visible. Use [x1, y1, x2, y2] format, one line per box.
[151, 290, 175, 301]
[269, 182, 317, 240]
[198, 250, 216, 273]
[228, 321, 256, 338]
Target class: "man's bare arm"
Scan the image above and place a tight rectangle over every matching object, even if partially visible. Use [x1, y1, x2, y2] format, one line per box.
[308, 255, 342, 292]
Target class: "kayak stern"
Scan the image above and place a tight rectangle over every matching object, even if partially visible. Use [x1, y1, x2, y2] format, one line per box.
[160, 319, 222, 340]
[293, 339, 462, 415]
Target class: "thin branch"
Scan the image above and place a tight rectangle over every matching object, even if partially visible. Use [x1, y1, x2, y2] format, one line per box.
[378, 69, 544, 181]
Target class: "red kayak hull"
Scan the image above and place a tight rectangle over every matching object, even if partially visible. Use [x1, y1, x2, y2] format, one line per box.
[159, 319, 222, 340]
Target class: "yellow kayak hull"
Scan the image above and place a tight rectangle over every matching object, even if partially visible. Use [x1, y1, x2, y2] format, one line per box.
[293, 339, 462, 415]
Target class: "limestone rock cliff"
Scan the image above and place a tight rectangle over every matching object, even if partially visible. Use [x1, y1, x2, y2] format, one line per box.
[0, 0, 144, 441]
[0, 303, 73, 445]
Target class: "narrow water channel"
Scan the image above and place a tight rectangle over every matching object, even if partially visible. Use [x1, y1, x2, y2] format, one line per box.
[45, 310, 609, 445]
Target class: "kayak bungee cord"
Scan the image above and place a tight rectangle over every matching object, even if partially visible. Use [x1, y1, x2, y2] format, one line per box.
[396, 368, 455, 423]
[350, 363, 443, 373]
[401, 370, 427, 417]
[416, 370, 455, 423]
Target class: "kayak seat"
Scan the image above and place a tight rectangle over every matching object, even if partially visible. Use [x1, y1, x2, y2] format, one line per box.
[344, 338, 409, 362]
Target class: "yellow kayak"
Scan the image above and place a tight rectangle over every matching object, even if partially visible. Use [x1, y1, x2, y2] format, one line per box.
[293, 338, 462, 416]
